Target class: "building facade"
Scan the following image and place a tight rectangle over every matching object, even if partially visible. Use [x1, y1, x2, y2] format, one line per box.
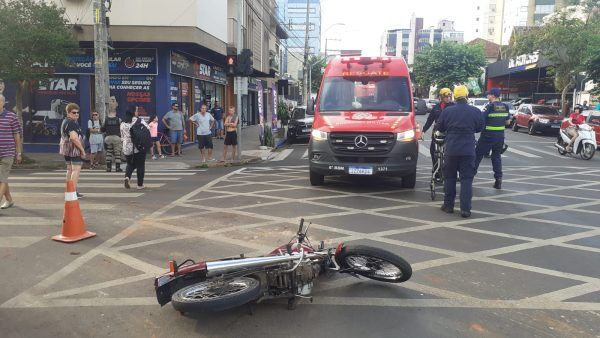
[501, 0, 529, 45]
[528, 0, 566, 25]
[470, 0, 505, 44]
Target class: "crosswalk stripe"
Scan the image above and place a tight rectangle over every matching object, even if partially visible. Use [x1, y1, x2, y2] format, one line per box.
[520, 145, 567, 159]
[12, 192, 143, 198]
[10, 176, 180, 181]
[16, 203, 116, 210]
[270, 149, 294, 161]
[418, 145, 431, 158]
[30, 172, 196, 176]
[301, 149, 308, 159]
[506, 147, 541, 158]
[0, 217, 57, 226]
[51, 169, 205, 172]
[10, 183, 164, 189]
[0, 236, 45, 248]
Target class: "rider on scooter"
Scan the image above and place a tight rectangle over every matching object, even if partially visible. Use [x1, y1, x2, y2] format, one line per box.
[566, 105, 585, 152]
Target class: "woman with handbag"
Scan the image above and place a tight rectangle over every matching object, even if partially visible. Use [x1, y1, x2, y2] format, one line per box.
[59, 103, 86, 198]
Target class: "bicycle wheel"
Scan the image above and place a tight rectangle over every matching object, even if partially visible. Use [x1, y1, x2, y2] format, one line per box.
[159, 133, 172, 155]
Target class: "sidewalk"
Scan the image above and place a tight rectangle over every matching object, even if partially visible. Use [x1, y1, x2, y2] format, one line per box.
[16, 125, 283, 170]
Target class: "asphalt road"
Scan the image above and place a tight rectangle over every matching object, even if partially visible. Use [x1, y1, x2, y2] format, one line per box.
[1, 116, 599, 338]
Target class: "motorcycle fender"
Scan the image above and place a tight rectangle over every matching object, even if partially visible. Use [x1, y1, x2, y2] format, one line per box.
[154, 270, 207, 306]
[582, 140, 595, 146]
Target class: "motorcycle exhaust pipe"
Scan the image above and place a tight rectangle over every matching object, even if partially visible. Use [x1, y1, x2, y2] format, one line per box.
[205, 253, 315, 277]
[554, 143, 565, 151]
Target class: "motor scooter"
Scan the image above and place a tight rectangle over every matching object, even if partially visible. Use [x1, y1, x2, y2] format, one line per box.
[555, 122, 596, 160]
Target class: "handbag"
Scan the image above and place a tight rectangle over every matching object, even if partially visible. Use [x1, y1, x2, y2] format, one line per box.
[59, 120, 81, 157]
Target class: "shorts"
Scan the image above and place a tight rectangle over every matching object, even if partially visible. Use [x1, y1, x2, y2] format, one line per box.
[215, 119, 224, 130]
[197, 134, 213, 149]
[64, 155, 83, 166]
[224, 131, 238, 146]
[170, 130, 184, 144]
[0, 156, 14, 183]
[90, 143, 103, 154]
[151, 136, 159, 142]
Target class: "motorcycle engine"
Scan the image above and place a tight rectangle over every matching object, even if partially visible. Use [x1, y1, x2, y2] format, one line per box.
[295, 263, 320, 296]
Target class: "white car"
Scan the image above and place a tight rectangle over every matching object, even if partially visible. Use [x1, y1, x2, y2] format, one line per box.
[469, 98, 489, 111]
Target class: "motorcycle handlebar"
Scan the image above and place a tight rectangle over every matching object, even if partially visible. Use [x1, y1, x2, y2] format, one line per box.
[298, 218, 305, 234]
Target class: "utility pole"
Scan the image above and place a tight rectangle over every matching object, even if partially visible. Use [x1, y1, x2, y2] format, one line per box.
[93, 0, 110, 123]
[236, 0, 243, 161]
[303, 0, 310, 107]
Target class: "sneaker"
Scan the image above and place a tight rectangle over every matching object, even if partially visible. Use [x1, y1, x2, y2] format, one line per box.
[160, 155, 166, 159]
[209, 158, 216, 162]
[76, 193, 84, 199]
[152, 155, 158, 160]
[136, 185, 145, 190]
[124, 178, 130, 189]
[460, 210, 472, 218]
[0, 200, 14, 209]
[441, 205, 454, 214]
[201, 159, 207, 163]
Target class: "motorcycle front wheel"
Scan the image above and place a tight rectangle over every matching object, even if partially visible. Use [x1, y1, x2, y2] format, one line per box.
[336, 245, 412, 283]
[580, 143, 596, 160]
[171, 276, 261, 313]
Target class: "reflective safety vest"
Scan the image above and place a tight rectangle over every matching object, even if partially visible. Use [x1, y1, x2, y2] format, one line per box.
[483, 102, 510, 134]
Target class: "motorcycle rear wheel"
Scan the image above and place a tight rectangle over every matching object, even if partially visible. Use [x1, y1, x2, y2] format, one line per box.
[336, 245, 412, 283]
[171, 276, 261, 313]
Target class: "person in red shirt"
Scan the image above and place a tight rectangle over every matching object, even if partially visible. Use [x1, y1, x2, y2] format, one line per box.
[566, 105, 585, 152]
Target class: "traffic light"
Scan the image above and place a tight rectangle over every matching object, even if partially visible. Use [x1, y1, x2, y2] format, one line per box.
[236, 49, 254, 76]
[226, 55, 237, 76]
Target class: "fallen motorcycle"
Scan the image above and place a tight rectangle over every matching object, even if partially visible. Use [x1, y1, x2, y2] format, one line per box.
[154, 219, 412, 313]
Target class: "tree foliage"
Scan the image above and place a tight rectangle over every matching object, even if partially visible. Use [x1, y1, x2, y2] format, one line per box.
[0, 0, 78, 114]
[412, 42, 486, 92]
[309, 55, 327, 92]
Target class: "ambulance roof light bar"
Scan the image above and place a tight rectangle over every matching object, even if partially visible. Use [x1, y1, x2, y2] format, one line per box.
[341, 56, 392, 68]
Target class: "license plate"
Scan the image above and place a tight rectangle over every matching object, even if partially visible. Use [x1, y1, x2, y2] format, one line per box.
[348, 166, 373, 175]
[551, 125, 560, 128]
[302, 128, 311, 133]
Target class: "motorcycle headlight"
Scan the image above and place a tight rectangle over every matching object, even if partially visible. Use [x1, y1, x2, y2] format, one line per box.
[538, 118, 550, 124]
[311, 129, 328, 141]
[396, 129, 416, 142]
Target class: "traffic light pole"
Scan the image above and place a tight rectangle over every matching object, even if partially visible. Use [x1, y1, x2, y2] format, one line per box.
[93, 0, 110, 123]
[236, 0, 243, 161]
[303, 0, 311, 107]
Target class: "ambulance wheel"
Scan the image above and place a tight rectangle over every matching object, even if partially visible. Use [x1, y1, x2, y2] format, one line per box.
[310, 170, 324, 186]
[401, 173, 416, 189]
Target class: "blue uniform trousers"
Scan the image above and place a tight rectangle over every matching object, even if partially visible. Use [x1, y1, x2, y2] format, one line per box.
[475, 135, 504, 179]
[443, 155, 476, 212]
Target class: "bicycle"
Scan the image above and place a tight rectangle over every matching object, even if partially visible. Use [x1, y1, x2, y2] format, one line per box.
[156, 131, 173, 156]
[430, 131, 446, 200]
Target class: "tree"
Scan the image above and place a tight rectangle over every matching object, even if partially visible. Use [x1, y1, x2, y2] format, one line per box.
[510, 1, 599, 113]
[0, 0, 78, 128]
[309, 55, 327, 92]
[412, 42, 486, 93]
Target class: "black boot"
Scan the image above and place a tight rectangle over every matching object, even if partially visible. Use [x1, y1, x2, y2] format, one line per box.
[460, 210, 472, 218]
[115, 163, 123, 172]
[106, 161, 112, 172]
[441, 205, 454, 214]
[494, 178, 502, 189]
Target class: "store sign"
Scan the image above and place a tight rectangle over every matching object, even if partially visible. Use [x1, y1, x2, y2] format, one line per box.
[58, 49, 158, 75]
[109, 76, 156, 116]
[170, 51, 227, 85]
[508, 52, 540, 69]
[272, 84, 278, 132]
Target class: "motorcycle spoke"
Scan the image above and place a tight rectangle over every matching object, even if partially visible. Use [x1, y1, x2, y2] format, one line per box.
[344, 255, 403, 280]
[181, 279, 251, 301]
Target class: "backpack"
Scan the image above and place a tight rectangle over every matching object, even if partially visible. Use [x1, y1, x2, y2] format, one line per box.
[130, 119, 152, 152]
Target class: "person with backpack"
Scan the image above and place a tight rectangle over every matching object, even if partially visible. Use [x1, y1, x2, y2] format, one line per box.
[87, 111, 104, 169]
[101, 109, 123, 172]
[121, 108, 150, 190]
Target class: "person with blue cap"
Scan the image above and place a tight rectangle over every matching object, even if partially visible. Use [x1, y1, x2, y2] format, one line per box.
[437, 85, 484, 218]
[474, 88, 511, 189]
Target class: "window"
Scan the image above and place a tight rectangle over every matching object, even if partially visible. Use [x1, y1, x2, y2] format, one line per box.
[319, 76, 411, 112]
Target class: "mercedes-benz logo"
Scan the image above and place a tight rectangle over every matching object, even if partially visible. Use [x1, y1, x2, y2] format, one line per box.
[354, 135, 368, 148]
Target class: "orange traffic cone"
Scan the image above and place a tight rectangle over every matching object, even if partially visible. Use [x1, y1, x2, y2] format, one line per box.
[52, 180, 96, 243]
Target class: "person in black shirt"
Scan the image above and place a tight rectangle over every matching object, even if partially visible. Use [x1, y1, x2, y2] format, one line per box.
[102, 110, 123, 172]
[59, 103, 86, 198]
[422, 88, 454, 162]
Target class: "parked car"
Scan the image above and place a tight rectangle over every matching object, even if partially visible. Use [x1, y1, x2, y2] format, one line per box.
[506, 102, 517, 126]
[581, 110, 600, 148]
[511, 97, 532, 108]
[469, 98, 489, 111]
[286, 106, 313, 142]
[512, 104, 563, 135]
[415, 98, 428, 115]
[424, 99, 439, 112]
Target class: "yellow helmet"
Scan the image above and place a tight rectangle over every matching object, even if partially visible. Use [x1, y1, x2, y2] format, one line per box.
[453, 85, 469, 99]
[439, 88, 452, 97]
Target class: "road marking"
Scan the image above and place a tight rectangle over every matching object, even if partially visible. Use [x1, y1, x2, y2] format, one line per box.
[50, 169, 206, 173]
[10, 176, 180, 181]
[0, 217, 56, 226]
[506, 147, 541, 158]
[5, 203, 115, 210]
[0, 236, 45, 248]
[301, 149, 308, 159]
[31, 172, 197, 176]
[12, 192, 143, 198]
[10, 182, 163, 189]
[519, 145, 567, 159]
[270, 148, 294, 161]
[418, 144, 431, 158]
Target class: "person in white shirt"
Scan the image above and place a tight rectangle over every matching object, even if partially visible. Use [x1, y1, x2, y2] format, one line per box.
[189, 103, 215, 163]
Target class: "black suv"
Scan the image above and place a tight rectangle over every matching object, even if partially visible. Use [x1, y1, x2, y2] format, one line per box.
[287, 106, 313, 142]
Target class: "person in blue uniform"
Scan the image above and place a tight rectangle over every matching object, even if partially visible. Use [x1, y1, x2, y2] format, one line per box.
[422, 88, 454, 163]
[474, 88, 511, 189]
[436, 85, 484, 218]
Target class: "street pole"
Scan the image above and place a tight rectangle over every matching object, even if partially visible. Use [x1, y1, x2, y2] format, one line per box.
[236, 0, 243, 161]
[303, 0, 310, 107]
[93, 0, 110, 123]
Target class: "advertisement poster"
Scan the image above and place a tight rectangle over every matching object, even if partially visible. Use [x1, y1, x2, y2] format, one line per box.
[170, 76, 180, 105]
[109, 75, 156, 117]
[2, 76, 81, 144]
[272, 84, 278, 132]
[170, 51, 227, 85]
[194, 80, 203, 110]
[59, 49, 158, 75]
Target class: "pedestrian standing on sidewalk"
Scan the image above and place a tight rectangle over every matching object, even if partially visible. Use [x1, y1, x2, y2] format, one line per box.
[87, 111, 104, 169]
[121, 109, 148, 190]
[211, 100, 224, 139]
[148, 114, 165, 160]
[0, 94, 22, 210]
[190, 103, 215, 163]
[102, 109, 123, 172]
[59, 103, 86, 198]
[162, 103, 186, 156]
[222, 106, 239, 162]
